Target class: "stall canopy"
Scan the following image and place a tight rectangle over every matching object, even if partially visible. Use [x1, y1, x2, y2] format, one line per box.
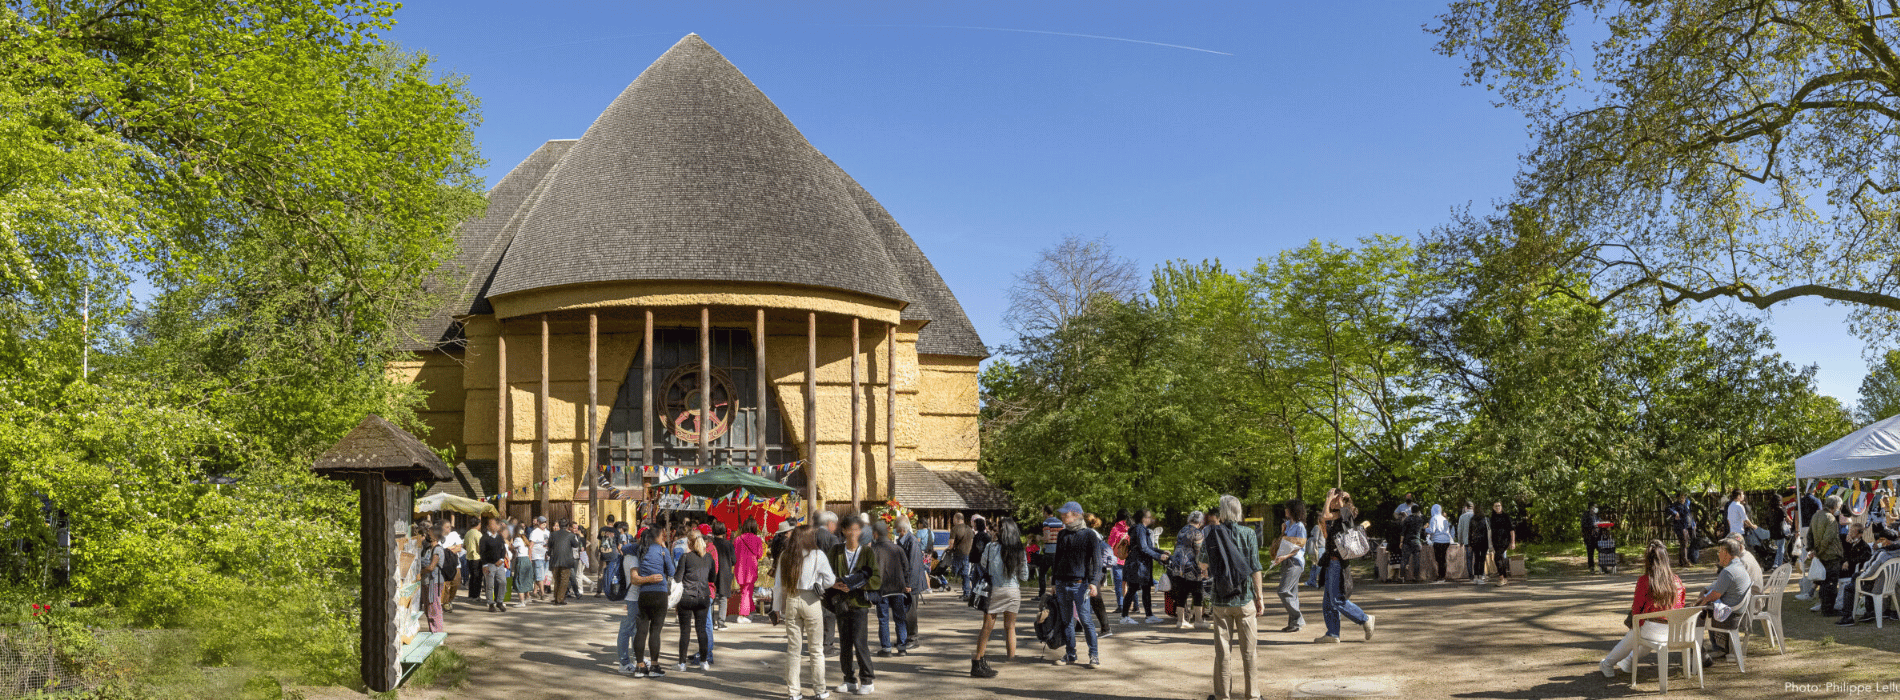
[1797, 414, 1900, 481]
[414, 492, 500, 519]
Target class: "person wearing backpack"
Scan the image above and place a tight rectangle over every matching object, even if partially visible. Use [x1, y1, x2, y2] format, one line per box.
[1315, 489, 1374, 644]
[1199, 495, 1264, 700]
[674, 529, 717, 671]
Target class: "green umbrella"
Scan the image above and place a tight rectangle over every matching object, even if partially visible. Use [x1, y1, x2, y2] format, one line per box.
[650, 465, 797, 500]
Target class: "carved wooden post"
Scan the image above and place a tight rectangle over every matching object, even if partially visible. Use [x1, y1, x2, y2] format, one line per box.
[643, 309, 654, 499]
[497, 332, 509, 514]
[538, 314, 550, 518]
[588, 311, 599, 553]
[806, 311, 818, 515]
[312, 415, 451, 693]
[700, 306, 712, 469]
[851, 316, 861, 508]
[756, 308, 767, 470]
[886, 323, 896, 501]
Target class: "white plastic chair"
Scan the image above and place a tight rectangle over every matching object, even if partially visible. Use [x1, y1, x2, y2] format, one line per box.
[1750, 564, 1790, 653]
[1702, 595, 1755, 673]
[1855, 559, 1900, 629]
[1631, 607, 1704, 693]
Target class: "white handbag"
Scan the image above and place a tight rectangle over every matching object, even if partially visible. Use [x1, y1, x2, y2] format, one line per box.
[667, 578, 684, 608]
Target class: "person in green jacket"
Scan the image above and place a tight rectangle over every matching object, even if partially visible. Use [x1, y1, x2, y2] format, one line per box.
[829, 515, 882, 695]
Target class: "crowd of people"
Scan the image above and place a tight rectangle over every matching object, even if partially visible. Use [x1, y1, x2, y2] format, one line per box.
[567, 488, 1384, 700]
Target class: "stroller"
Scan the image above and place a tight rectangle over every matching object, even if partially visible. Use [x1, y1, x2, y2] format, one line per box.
[1593, 521, 1619, 574]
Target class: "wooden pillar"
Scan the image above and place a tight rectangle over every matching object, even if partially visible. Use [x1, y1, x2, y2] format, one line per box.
[643, 310, 655, 502]
[806, 311, 818, 516]
[587, 311, 599, 550]
[357, 476, 410, 692]
[538, 314, 550, 518]
[886, 323, 896, 501]
[755, 308, 767, 470]
[850, 316, 862, 509]
[700, 306, 713, 469]
[497, 332, 509, 513]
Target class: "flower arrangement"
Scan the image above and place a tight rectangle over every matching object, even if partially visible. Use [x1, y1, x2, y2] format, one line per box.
[869, 500, 915, 529]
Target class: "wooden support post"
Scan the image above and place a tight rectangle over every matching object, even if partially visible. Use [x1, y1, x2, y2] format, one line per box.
[806, 311, 818, 515]
[643, 310, 654, 498]
[850, 316, 861, 509]
[700, 306, 712, 470]
[756, 308, 767, 470]
[357, 476, 408, 692]
[886, 323, 896, 501]
[587, 312, 599, 554]
[538, 314, 550, 518]
[497, 332, 509, 513]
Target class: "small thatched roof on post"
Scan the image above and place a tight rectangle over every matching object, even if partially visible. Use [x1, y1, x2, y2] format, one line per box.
[937, 469, 1013, 512]
[312, 415, 452, 485]
[892, 461, 967, 510]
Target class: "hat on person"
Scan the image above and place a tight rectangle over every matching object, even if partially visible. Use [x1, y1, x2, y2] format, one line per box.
[535, 515, 547, 523]
[1058, 501, 1083, 516]
[777, 521, 796, 534]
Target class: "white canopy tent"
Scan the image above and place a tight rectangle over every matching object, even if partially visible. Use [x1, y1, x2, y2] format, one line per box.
[1796, 414, 1900, 481]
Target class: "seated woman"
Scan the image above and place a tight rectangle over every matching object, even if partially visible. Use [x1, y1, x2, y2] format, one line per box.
[1600, 540, 1685, 677]
[1842, 527, 1900, 626]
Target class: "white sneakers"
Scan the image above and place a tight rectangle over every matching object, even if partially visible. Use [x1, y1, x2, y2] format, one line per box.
[857, 683, 875, 695]
[1145, 616, 1165, 624]
[1119, 616, 1137, 625]
[1363, 615, 1376, 641]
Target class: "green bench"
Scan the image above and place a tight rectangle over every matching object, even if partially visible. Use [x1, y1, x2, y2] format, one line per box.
[397, 632, 447, 685]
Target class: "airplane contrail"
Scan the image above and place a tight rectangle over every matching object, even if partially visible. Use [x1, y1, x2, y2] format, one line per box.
[893, 25, 1234, 56]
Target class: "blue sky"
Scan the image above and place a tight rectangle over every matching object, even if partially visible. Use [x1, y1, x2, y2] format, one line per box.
[386, 1, 1875, 406]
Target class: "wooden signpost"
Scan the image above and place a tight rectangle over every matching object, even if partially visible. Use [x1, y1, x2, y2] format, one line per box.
[311, 415, 453, 693]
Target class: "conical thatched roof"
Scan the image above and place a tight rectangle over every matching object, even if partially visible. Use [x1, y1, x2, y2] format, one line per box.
[404, 34, 985, 358]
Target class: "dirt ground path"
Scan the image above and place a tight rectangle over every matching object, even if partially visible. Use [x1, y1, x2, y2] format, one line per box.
[307, 563, 1900, 700]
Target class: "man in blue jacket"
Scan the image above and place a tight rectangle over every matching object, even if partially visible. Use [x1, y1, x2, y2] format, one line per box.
[1050, 501, 1102, 668]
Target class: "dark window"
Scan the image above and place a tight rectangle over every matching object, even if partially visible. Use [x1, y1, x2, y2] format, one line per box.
[597, 327, 790, 486]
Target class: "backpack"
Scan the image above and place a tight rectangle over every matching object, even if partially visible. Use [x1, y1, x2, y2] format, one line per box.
[1033, 595, 1063, 649]
[1112, 536, 1131, 562]
[1205, 523, 1250, 600]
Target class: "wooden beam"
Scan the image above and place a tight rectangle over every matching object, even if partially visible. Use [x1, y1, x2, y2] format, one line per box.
[886, 323, 896, 502]
[643, 309, 654, 499]
[851, 316, 861, 509]
[806, 311, 818, 516]
[587, 311, 599, 554]
[538, 314, 550, 518]
[756, 308, 767, 470]
[497, 332, 509, 513]
[699, 306, 712, 469]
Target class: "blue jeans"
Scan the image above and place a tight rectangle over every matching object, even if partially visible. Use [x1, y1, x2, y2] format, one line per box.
[616, 597, 639, 665]
[702, 601, 717, 657]
[1053, 579, 1098, 659]
[1111, 564, 1125, 612]
[1321, 559, 1367, 638]
[876, 593, 910, 649]
[952, 552, 970, 596]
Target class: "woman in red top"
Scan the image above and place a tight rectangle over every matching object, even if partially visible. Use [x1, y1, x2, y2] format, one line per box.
[1600, 540, 1685, 677]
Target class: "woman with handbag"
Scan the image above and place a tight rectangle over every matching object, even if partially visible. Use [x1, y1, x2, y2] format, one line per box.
[620, 524, 675, 679]
[970, 517, 1029, 677]
[1167, 511, 1207, 630]
[774, 524, 835, 700]
[1315, 489, 1375, 643]
[675, 529, 718, 671]
[1599, 540, 1683, 676]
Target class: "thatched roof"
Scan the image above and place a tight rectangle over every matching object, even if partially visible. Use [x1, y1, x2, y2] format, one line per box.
[311, 415, 452, 483]
[892, 460, 966, 510]
[403, 34, 985, 358]
[937, 469, 1013, 512]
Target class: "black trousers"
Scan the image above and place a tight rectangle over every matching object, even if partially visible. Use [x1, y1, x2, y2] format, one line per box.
[1432, 543, 1450, 580]
[634, 591, 667, 665]
[1120, 578, 1153, 617]
[1817, 557, 1842, 614]
[677, 605, 709, 663]
[904, 591, 920, 640]
[1676, 529, 1695, 566]
[838, 606, 875, 684]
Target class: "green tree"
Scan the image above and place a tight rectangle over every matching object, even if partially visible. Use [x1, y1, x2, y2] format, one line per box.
[2, 0, 484, 687]
[1857, 350, 1900, 424]
[1431, 1, 1900, 342]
